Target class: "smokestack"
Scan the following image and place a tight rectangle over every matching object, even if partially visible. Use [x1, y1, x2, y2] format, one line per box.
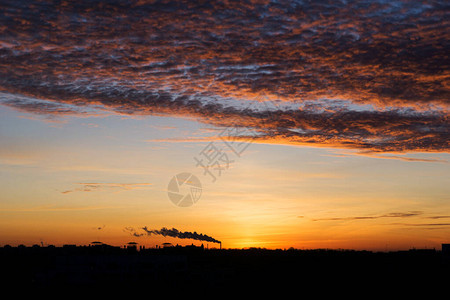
[220, 242, 222, 249]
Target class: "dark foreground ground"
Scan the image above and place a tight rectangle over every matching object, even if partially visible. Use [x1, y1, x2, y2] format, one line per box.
[1, 244, 449, 291]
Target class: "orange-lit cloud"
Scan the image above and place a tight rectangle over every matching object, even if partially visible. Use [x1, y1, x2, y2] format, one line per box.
[0, 0, 448, 154]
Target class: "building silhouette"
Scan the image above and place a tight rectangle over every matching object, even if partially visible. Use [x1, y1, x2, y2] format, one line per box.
[443, 244, 450, 259]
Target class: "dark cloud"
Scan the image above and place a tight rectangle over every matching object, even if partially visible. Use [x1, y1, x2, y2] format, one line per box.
[0, 0, 448, 153]
[0, 93, 88, 116]
[388, 223, 450, 229]
[405, 223, 450, 226]
[425, 215, 450, 219]
[312, 211, 424, 221]
[312, 212, 450, 225]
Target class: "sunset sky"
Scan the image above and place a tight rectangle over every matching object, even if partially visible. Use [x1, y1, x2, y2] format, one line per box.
[0, 0, 449, 251]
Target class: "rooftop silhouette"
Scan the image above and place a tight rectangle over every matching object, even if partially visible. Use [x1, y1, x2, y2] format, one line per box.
[1, 243, 448, 289]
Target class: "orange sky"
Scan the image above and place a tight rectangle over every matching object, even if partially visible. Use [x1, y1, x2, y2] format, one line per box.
[1, 106, 449, 250]
[0, 0, 449, 250]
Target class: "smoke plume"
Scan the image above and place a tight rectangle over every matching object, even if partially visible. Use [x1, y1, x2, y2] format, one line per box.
[125, 226, 221, 244]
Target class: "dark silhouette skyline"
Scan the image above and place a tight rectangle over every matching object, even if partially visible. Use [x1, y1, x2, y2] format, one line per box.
[1, 242, 449, 289]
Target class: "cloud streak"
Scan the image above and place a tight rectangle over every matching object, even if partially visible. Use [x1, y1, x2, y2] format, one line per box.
[61, 182, 153, 194]
[312, 211, 424, 221]
[0, 0, 448, 153]
[311, 212, 450, 228]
